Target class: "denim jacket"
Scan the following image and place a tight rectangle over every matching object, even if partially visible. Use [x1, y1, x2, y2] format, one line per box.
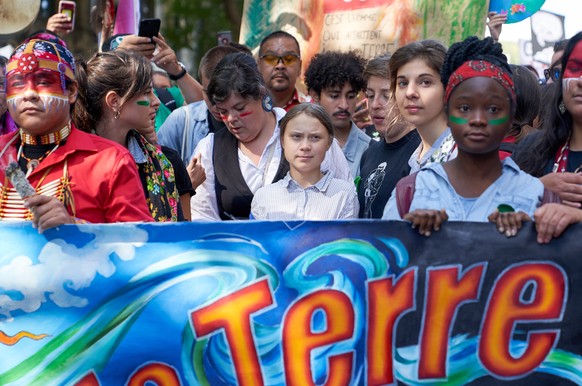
[158, 101, 209, 165]
[383, 157, 545, 221]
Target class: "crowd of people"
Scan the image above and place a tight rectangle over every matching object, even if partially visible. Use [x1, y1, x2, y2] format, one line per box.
[0, 11, 581, 243]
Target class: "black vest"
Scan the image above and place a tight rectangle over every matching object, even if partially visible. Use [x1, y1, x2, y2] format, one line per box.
[213, 129, 289, 220]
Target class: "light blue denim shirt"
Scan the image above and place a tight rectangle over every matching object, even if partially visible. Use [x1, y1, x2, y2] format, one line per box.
[383, 157, 545, 221]
[343, 122, 371, 178]
[158, 101, 210, 165]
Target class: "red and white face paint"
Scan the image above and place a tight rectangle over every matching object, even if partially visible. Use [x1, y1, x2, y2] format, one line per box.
[6, 70, 69, 114]
[563, 41, 582, 79]
[562, 41, 582, 120]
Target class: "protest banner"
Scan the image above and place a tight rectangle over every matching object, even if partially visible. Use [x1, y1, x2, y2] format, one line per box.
[0, 221, 581, 385]
[240, 0, 489, 77]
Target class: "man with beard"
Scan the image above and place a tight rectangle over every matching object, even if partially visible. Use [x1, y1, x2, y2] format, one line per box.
[257, 31, 309, 111]
[305, 51, 371, 178]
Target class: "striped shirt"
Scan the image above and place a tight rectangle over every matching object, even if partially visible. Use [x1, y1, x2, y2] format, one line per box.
[251, 171, 359, 220]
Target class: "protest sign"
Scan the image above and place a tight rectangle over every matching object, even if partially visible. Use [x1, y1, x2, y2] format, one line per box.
[0, 221, 581, 385]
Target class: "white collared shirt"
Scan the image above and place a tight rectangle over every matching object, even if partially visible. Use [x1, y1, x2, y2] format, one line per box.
[251, 171, 359, 220]
[191, 107, 352, 221]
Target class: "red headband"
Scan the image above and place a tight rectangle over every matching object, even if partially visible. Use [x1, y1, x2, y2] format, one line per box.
[444, 60, 516, 103]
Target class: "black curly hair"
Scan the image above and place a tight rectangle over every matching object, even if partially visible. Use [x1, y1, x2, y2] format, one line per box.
[304, 51, 366, 96]
[440, 36, 511, 88]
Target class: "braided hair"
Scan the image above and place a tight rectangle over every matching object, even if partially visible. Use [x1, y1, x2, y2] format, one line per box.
[440, 36, 511, 88]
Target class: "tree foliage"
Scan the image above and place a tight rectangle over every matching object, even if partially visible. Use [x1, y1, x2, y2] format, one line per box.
[161, 0, 242, 71]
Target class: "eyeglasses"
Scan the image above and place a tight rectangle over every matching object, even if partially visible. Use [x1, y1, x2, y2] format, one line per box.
[544, 66, 561, 82]
[259, 54, 300, 66]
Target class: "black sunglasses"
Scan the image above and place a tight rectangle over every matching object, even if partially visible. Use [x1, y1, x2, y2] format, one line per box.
[544, 67, 561, 82]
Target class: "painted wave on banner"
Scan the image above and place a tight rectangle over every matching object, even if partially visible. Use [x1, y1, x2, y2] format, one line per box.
[0, 222, 581, 385]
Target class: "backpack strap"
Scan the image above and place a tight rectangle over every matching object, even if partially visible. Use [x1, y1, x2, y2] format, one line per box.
[395, 172, 418, 218]
[155, 87, 178, 112]
[181, 106, 191, 164]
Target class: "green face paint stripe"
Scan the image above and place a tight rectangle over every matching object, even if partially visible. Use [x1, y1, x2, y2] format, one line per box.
[137, 100, 150, 106]
[488, 116, 509, 125]
[449, 115, 468, 124]
[449, 115, 509, 125]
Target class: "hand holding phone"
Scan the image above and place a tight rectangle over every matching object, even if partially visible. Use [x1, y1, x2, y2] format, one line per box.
[138, 18, 161, 43]
[57, 0, 76, 32]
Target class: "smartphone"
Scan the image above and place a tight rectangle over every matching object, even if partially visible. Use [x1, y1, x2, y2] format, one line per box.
[138, 18, 161, 42]
[216, 31, 232, 46]
[58, 0, 76, 32]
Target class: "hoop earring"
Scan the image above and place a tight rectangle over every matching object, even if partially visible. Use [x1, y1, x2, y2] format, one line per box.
[559, 101, 567, 114]
[262, 95, 273, 112]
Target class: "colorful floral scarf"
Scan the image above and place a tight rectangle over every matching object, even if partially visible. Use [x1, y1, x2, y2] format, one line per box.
[127, 130, 179, 222]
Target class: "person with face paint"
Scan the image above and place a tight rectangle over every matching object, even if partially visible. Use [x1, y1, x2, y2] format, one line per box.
[0, 39, 153, 230]
[383, 36, 575, 244]
[190, 52, 351, 221]
[514, 32, 582, 207]
[73, 50, 182, 222]
[158, 45, 241, 167]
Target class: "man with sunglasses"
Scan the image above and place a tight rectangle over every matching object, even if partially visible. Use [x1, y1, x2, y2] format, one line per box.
[258, 31, 309, 111]
[544, 39, 568, 84]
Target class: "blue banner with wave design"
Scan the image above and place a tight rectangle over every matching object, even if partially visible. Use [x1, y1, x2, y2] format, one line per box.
[0, 221, 581, 386]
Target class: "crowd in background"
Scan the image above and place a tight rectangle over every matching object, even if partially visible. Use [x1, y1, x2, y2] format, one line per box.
[0, 11, 581, 244]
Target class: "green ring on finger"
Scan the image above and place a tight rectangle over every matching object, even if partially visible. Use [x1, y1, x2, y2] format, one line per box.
[497, 204, 515, 213]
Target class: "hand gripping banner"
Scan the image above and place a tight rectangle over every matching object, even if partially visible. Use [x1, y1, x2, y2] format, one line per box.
[0, 221, 581, 385]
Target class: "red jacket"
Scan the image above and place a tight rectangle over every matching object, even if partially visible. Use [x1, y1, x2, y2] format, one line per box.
[0, 127, 153, 223]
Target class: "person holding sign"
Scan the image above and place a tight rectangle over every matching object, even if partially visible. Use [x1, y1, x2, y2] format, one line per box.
[304, 50, 372, 178]
[357, 54, 419, 219]
[190, 53, 350, 220]
[388, 40, 457, 174]
[74, 50, 182, 222]
[251, 104, 358, 220]
[383, 36, 578, 244]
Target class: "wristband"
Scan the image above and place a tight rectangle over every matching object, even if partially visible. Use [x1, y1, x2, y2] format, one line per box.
[168, 62, 187, 81]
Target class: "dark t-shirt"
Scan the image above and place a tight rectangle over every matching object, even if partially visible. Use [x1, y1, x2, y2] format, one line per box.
[357, 130, 421, 218]
[512, 131, 582, 175]
[161, 146, 195, 197]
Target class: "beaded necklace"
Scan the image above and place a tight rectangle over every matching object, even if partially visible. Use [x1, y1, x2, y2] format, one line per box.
[0, 123, 74, 221]
[17, 123, 70, 177]
[20, 123, 71, 145]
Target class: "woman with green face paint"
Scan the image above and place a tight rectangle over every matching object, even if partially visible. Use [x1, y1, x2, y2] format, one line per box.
[73, 50, 185, 222]
[383, 36, 572, 244]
